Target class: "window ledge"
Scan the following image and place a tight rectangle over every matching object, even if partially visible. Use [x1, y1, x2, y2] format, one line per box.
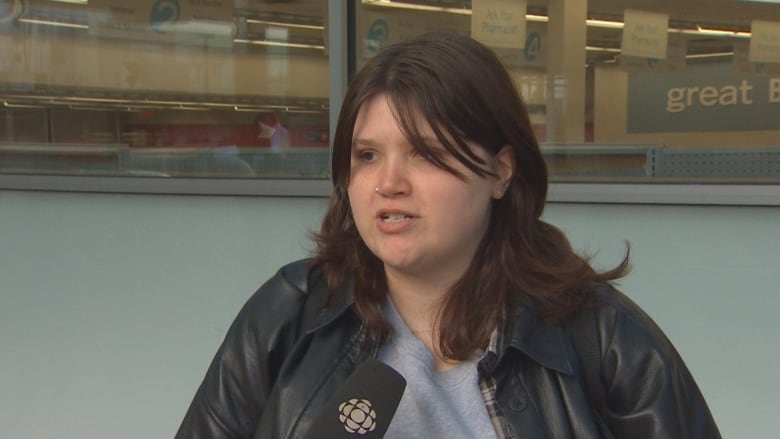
[1, 174, 778, 206]
[0, 175, 332, 197]
[548, 182, 780, 206]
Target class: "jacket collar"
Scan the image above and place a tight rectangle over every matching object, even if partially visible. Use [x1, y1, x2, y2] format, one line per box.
[304, 272, 576, 377]
[501, 306, 576, 376]
[304, 275, 356, 335]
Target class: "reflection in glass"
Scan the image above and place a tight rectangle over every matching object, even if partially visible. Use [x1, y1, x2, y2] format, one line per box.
[356, 0, 780, 183]
[0, 0, 330, 178]
[3, 0, 779, 184]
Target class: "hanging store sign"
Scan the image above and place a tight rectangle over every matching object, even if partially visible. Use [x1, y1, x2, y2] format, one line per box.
[471, 0, 527, 49]
[749, 20, 780, 63]
[627, 63, 780, 133]
[621, 39, 686, 73]
[621, 9, 669, 60]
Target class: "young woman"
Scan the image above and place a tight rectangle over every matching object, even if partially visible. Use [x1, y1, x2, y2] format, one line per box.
[177, 32, 720, 438]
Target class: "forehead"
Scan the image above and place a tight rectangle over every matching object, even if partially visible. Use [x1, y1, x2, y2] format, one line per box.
[352, 94, 441, 141]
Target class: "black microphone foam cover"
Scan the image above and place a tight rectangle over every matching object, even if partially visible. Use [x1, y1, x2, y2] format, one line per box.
[303, 359, 406, 438]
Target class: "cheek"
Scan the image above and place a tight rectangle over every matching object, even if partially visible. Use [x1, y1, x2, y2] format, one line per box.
[346, 170, 364, 199]
[451, 186, 494, 226]
[348, 167, 375, 199]
[442, 180, 493, 207]
[346, 185, 368, 220]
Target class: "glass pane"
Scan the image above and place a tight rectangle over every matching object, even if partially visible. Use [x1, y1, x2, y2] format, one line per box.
[354, 0, 780, 183]
[0, 0, 330, 178]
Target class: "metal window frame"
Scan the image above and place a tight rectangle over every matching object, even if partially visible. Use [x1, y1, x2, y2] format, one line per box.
[2, 173, 779, 205]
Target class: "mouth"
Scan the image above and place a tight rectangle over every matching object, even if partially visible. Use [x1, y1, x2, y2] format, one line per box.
[380, 212, 413, 222]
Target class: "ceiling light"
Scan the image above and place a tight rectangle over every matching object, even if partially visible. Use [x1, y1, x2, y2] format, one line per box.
[686, 51, 735, 59]
[526, 14, 548, 23]
[674, 26, 751, 38]
[18, 18, 88, 29]
[361, 0, 470, 15]
[245, 19, 324, 31]
[3, 101, 47, 109]
[233, 39, 324, 50]
[586, 46, 621, 52]
[586, 19, 624, 29]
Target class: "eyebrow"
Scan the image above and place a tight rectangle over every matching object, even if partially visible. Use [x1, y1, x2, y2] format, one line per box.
[351, 138, 379, 148]
[353, 135, 446, 147]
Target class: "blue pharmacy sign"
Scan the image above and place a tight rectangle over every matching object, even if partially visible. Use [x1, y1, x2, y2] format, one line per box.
[150, 0, 181, 33]
[524, 31, 541, 62]
[627, 63, 780, 133]
[366, 19, 389, 56]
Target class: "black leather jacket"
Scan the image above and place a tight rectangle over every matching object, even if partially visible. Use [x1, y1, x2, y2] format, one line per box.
[176, 260, 720, 438]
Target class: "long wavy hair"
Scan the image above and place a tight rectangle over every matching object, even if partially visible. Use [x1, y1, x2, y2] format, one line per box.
[312, 31, 628, 361]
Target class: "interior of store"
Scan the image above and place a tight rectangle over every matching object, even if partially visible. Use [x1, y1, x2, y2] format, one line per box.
[1, 0, 778, 180]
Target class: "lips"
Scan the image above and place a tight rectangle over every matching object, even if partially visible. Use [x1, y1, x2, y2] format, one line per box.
[376, 209, 416, 232]
[377, 209, 415, 221]
[381, 212, 412, 222]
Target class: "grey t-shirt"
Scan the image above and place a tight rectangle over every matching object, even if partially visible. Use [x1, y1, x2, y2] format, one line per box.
[377, 299, 498, 439]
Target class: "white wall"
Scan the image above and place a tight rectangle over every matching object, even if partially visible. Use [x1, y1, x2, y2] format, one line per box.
[547, 202, 780, 438]
[0, 190, 777, 438]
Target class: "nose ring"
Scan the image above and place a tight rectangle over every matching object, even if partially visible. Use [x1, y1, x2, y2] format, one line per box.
[375, 187, 383, 195]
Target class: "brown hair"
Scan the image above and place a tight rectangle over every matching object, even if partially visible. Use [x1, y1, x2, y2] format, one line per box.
[312, 31, 628, 360]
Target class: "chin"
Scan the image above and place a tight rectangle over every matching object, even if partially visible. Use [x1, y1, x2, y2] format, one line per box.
[375, 253, 418, 271]
[383, 256, 439, 277]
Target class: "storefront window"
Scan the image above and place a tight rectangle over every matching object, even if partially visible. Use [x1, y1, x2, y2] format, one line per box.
[2, 0, 778, 191]
[355, 0, 780, 183]
[0, 0, 330, 178]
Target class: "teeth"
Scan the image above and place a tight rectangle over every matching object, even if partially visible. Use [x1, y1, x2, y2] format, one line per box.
[382, 213, 409, 222]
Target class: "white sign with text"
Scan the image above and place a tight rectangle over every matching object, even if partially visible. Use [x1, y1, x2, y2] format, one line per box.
[749, 20, 780, 63]
[621, 39, 686, 73]
[471, 0, 526, 49]
[621, 9, 669, 59]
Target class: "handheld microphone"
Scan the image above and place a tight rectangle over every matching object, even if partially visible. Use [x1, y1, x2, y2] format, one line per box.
[303, 359, 406, 438]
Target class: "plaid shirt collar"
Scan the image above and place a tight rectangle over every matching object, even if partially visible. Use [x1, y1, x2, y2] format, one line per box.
[477, 307, 576, 439]
[478, 317, 516, 439]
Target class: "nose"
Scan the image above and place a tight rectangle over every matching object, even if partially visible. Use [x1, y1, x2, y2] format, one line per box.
[375, 158, 411, 198]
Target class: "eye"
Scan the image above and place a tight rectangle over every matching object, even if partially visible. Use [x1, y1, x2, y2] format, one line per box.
[410, 148, 432, 161]
[412, 145, 446, 163]
[354, 148, 379, 162]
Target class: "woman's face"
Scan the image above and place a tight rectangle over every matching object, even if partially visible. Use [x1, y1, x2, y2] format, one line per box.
[347, 94, 512, 285]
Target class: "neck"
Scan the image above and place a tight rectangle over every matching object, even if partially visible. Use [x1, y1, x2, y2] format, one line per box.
[384, 267, 464, 371]
[384, 268, 454, 331]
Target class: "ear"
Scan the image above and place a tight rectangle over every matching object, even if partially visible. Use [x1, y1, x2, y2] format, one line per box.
[492, 145, 515, 199]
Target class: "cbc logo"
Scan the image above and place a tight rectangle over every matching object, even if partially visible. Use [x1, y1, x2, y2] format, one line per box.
[338, 398, 377, 434]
